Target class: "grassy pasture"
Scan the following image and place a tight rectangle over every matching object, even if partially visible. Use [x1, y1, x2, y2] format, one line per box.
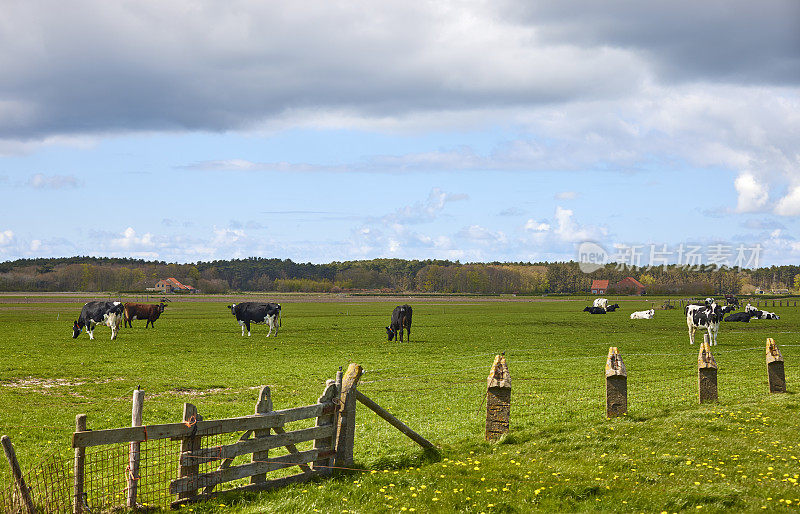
[0, 295, 799, 512]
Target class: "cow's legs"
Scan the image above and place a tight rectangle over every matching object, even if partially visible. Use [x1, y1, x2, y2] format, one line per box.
[406, 326, 410, 343]
[265, 317, 273, 337]
[240, 321, 246, 336]
[246, 321, 251, 336]
[688, 325, 695, 345]
[87, 322, 96, 341]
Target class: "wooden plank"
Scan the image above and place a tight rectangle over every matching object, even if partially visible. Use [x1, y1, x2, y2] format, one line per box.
[313, 380, 339, 475]
[272, 425, 313, 474]
[1, 436, 35, 514]
[202, 430, 252, 496]
[334, 363, 363, 467]
[251, 386, 272, 485]
[170, 448, 335, 495]
[72, 403, 334, 448]
[182, 425, 335, 466]
[74, 414, 86, 514]
[178, 403, 202, 502]
[356, 390, 436, 450]
[127, 388, 145, 509]
[173, 471, 316, 508]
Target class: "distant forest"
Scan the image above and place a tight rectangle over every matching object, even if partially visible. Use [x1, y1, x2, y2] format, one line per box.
[0, 256, 798, 295]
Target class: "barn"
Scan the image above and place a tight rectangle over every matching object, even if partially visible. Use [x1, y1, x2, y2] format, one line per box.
[152, 277, 198, 294]
[590, 279, 609, 295]
[616, 276, 646, 295]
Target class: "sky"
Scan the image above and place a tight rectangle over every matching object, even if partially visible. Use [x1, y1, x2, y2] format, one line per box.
[1, 1, 799, 267]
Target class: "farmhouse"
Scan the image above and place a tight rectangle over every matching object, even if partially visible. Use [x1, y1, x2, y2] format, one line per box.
[616, 276, 646, 295]
[151, 277, 198, 294]
[590, 279, 609, 294]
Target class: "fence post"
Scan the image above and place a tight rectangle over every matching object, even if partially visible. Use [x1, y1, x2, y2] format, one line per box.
[313, 380, 339, 475]
[605, 347, 627, 417]
[1, 436, 35, 514]
[127, 388, 145, 509]
[698, 335, 718, 403]
[74, 414, 87, 514]
[485, 354, 511, 440]
[766, 338, 786, 393]
[178, 403, 201, 503]
[251, 386, 273, 485]
[334, 363, 363, 468]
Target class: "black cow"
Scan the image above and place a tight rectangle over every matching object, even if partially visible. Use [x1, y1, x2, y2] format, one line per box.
[725, 311, 752, 322]
[227, 302, 281, 337]
[605, 304, 621, 312]
[725, 295, 740, 307]
[72, 301, 124, 340]
[386, 305, 412, 341]
[583, 306, 606, 314]
[686, 303, 726, 345]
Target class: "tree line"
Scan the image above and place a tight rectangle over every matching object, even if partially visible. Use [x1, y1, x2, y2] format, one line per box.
[0, 256, 797, 295]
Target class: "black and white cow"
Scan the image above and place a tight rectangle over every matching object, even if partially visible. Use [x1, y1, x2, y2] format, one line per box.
[386, 304, 412, 341]
[724, 311, 752, 322]
[751, 310, 780, 320]
[605, 304, 621, 312]
[686, 303, 726, 345]
[583, 306, 606, 314]
[227, 302, 281, 337]
[72, 301, 124, 340]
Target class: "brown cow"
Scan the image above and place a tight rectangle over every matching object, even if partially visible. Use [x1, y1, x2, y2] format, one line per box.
[124, 302, 167, 328]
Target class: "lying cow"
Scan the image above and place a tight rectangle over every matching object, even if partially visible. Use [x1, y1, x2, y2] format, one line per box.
[593, 298, 609, 310]
[686, 303, 724, 345]
[228, 302, 281, 336]
[124, 302, 166, 328]
[724, 311, 752, 322]
[630, 309, 654, 319]
[583, 306, 606, 314]
[605, 304, 621, 312]
[72, 301, 124, 340]
[387, 304, 413, 341]
[751, 310, 780, 320]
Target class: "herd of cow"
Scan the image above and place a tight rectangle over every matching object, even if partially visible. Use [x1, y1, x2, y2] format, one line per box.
[70, 300, 415, 342]
[71, 295, 778, 348]
[583, 296, 781, 346]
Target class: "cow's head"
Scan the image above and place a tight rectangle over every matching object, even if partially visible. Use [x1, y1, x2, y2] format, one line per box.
[583, 306, 592, 312]
[386, 326, 395, 340]
[227, 304, 236, 315]
[158, 303, 168, 313]
[72, 321, 82, 339]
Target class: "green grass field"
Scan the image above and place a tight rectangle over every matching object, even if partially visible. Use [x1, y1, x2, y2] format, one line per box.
[0, 295, 799, 512]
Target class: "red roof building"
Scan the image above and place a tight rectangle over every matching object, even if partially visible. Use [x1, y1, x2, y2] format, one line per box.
[591, 279, 609, 294]
[617, 276, 646, 295]
[154, 277, 197, 293]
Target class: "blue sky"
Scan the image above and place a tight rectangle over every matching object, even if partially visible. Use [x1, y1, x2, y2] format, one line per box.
[1, 1, 799, 266]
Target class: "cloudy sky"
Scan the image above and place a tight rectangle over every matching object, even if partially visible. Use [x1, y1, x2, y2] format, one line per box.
[1, 1, 798, 266]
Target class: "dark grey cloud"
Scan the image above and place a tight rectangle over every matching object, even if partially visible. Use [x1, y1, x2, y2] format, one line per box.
[6, 1, 794, 142]
[507, 0, 800, 85]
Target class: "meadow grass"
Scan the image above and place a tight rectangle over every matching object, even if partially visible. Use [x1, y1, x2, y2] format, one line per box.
[0, 295, 798, 512]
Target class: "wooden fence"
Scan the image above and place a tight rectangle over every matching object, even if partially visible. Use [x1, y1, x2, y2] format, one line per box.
[1, 364, 435, 512]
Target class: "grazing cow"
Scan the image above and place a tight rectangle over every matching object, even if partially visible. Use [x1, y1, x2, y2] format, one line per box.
[227, 302, 281, 337]
[751, 310, 780, 320]
[605, 304, 621, 312]
[630, 309, 654, 319]
[724, 311, 752, 322]
[72, 301, 124, 340]
[593, 298, 609, 310]
[123, 302, 167, 328]
[386, 304, 413, 341]
[583, 306, 606, 314]
[686, 303, 724, 345]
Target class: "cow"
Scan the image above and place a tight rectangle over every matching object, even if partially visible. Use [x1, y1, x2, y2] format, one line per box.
[745, 303, 756, 313]
[725, 295, 739, 307]
[605, 304, 621, 312]
[583, 306, 606, 314]
[630, 309, 654, 319]
[724, 311, 752, 322]
[386, 304, 413, 341]
[686, 302, 724, 345]
[72, 301, 124, 340]
[593, 298, 609, 310]
[124, 302, 167, 328]
[227, 302, 281, 337]
[751, 310, 780, 320]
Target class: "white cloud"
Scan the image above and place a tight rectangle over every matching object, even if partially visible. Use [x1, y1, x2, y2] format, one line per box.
[555, 191, 577, 200]
[734, 173, 769, 212]
[382, 187, 467, 225]
[111, 227, 154, 249]
[553, 206, 603, 243]
[0, 230, 14, 246]
[524, 220, 550, 232]
[27, 173, 80, 189]
[774, 186, 800, 216]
